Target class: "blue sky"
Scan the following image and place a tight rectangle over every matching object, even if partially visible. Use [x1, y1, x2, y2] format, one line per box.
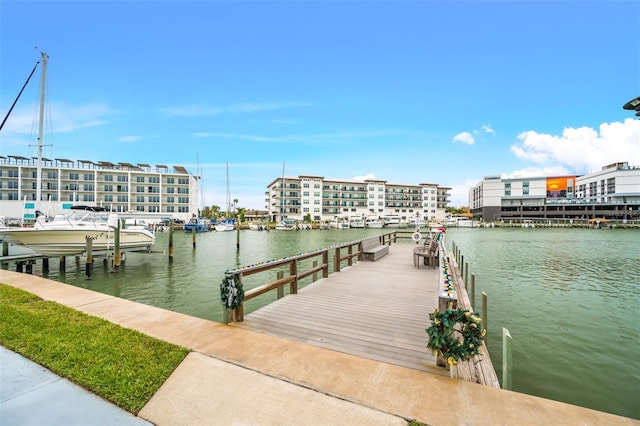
[1, 0, 639, 209]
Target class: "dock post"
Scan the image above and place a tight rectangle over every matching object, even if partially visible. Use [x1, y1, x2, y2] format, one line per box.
[60, 256, 66, 272]
[482, 291, 488, 345]
[334, 247, 341, 272]
[2, 240, 7, 257]
[223, 308, 232, 325]
[236, 203, 240, 251]
[168, 219, 174, 263]
[464, 262, 469, 289]
[192, 225, 196, 249]
[16, 262, 24, 273]
[85, 237, 93, 279]
[502, 328, 512, 390]
[312, 260, 318, 282]
[471, 273, 476, 308]
[113, 219, 121, 273]
[277, 271, 284, 299]
[25, 261, 33, 274]
[42, 257, 49, 274]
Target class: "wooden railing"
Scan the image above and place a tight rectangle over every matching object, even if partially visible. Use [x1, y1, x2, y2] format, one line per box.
[223, 232, 397, 323]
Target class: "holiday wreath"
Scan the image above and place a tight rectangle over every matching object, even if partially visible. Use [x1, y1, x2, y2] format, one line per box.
[220, 275, 245, 310]
[426, 308, 485, 366]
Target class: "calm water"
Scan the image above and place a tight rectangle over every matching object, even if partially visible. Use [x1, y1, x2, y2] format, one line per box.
[8, 227, 640, 419]
[443, 227, 640, 420]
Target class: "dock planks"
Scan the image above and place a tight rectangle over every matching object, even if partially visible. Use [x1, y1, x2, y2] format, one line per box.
[233, 242, 448, 376]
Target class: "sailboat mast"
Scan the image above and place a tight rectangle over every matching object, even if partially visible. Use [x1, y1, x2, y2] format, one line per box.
[36, 52, 49, 210]
[281, 160, 285, 221]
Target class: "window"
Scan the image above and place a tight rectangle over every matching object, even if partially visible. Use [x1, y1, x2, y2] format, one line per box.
[166, 196, 174, 203]
[84, 174, 93, 180]
[104, 195, 113, 202]
[117, 195, 128, 202]
[104, 175, 114, 181]
[523, 181, 529, 188]
[8, 170, 19, 178]
[69, 173, 79, 180]
[505, 182, 511, 189]
[178, 188, 189, 194]
[505, 190, 511, 196]
[149, 176, 159, 184]
[84, 184, 94, 191]
[178, 178, 189, 185]
[148, 186, 159, 193]
[166, 177, 174, 184]
[104, 185, 113, 192]
[117, 175, 128, 182]
[136, 186, 145, 193]
[136, 196, 145, 202]
[136, 176, 145, 183]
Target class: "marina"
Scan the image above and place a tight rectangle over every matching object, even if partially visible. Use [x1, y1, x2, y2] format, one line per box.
[0, 226, 639, 420]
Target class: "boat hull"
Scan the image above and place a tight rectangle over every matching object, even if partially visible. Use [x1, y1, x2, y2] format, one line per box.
[0, 228, 155, 256]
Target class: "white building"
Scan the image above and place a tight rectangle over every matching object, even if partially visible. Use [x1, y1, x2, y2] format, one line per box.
[0, 155, 199, 222]
[469, 162, 640, 222]
[266, 175, 451, 223]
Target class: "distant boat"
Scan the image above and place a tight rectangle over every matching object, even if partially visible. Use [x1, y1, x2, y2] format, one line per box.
[184, 215, 210, 232]
[349, 215, 365, 228]
[444, 215, 478, 228]
[365, 216, 383, 228]
[248, 222, 266, 231]
[521, 220, 536, 228]
[383, 215, 408, 228]
[214, 218, 235, 232]
[274, 217, 296, 231]
[329, 216, 350, 229]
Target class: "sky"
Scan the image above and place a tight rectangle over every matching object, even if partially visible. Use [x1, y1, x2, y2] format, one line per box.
[1, 0, 639, 209]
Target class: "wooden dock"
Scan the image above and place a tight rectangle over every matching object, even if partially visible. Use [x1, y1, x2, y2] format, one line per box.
[233, 242, 449, 377]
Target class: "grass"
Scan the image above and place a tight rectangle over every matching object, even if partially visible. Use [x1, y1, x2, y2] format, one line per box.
[0, 283, 189, 414]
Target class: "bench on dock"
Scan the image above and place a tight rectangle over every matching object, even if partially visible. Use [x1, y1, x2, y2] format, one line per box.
[362, 237, 389, 261]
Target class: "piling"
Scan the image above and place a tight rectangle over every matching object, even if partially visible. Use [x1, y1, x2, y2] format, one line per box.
[2, 240, 7, 257]
[471, 273, 476, 308]
[59, 256, 66, 272]
[502, 328, 512, 390]
[236, 217, 240, 251]
[85, 237, 93, 279]
[168, 219, 174, 263]
[482, 291, 488, 344]
[192, 226, 196, 249]
[42, 257, 49, 273]
[113, 219, 121, 272]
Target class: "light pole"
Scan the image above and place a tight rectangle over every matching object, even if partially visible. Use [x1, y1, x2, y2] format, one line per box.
[623, 96, 640, 118]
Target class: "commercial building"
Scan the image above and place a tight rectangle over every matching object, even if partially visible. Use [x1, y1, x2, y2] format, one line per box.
[0, 155, 199, 222]
[469, 162, 640, 223]
[266, 175, 451, 223]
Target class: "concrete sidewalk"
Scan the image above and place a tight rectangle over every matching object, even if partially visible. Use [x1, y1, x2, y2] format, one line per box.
[1, 269, 637, 426]
[0, 346, 151, 426]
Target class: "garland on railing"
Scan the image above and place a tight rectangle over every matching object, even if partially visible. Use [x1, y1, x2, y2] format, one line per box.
[426, 308, 485, 366]
[220, 275, 244, 310]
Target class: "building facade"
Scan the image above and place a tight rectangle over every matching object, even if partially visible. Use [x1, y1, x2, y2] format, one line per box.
[0, 155, 199, 222]
[266, 175, 451, 223]
[469, 162, 640, 222]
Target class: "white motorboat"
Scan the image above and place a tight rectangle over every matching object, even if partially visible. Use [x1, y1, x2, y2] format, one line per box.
[0, 206, 155, 256]
[329, 216, 350, 229]
[214, 218, 235, 232]
[349, 216, 365, 228]
[444, 215, 478, 228]
[383, 215, 407, 228]
[365, 216, 383, 228]
[274, 218, 296, 231]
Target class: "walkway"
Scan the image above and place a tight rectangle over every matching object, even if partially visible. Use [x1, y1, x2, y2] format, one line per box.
[0, 245, 636, 425]
[234, 242, 446, 375]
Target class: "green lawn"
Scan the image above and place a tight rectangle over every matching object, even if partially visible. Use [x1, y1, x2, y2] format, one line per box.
[0, 283, 189, 414]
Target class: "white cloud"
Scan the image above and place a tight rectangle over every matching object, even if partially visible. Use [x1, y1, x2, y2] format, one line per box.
[453, 131, 475, 145]
[481, 124, 495, 135]
[1, 102, 113, 136]
[510, 118, 640, 173]
[118, 135, 143, 143]
[352, 173, 377, 181]
[162, 101, 311, 117]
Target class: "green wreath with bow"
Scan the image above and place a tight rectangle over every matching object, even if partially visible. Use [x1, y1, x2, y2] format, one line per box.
[220, 275, 245, 310]
[426, 308, 485, 366]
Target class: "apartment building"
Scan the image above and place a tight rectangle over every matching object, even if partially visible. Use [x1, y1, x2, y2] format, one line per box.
[0, 155, 199, 221]
[266, 174, 451, 223]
